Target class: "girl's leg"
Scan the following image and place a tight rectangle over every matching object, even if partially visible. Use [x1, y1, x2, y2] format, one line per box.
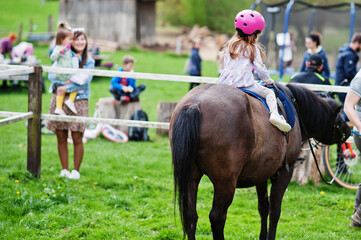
[256, 85, 291, 132]
[55, 129, 69, 170]
[72, 131, 84, 171]
[55, 87, 67, 115]
[68, 91, 77, 102]
[56, 94, 65, 110]
[256, 85, 278, 113]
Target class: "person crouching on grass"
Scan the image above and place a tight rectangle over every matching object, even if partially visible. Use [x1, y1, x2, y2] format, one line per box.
[109, 55, 146, 103]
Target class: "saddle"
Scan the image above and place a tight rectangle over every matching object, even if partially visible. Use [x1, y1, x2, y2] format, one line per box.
[240, 85, 295, 131]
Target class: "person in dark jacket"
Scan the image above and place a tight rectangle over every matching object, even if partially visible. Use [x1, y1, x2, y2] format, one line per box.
[300, 32, 330, 79]
[291, 54, 331, 98]
[335, 33, 361, 104]
[291, 54, 331, 85]
[189, 39, 202, 90]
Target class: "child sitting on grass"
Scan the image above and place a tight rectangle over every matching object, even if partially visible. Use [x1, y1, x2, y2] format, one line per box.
[109, 55, 146, 103]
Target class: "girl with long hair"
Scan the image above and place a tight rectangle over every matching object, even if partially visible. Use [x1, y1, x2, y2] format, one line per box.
[219, 9, 291, 132]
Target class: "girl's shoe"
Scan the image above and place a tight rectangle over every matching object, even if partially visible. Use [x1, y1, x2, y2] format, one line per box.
[54, 108, 66, 115]
[59, 169, 70, 178]
[69, 170, 80, 179]
[269, 112, 291, 132]
[65, 99, 78, 114]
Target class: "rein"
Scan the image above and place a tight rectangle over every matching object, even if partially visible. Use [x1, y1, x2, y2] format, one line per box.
[307, 139, 332, 185]
[288, 89, 335, 185]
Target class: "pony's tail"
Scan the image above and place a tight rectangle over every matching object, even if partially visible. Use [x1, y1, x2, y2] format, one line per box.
[171, 104, 201, 236]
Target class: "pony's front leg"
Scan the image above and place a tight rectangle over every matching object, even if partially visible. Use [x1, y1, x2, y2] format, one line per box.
[256, 181, 269, 240]
[209, 181, 236, 240]
[268, 167, 293, 240]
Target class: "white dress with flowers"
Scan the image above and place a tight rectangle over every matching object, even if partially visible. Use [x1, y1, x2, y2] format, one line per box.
[218, 45, 273, 92]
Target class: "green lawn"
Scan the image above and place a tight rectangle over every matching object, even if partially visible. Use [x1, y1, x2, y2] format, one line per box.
[0, 46, 360, 239]
[0, 0, 59, 39]
[1, 1, 361, 239]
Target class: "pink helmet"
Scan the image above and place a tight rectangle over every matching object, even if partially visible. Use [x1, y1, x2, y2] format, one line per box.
[234, 10, 265, 35]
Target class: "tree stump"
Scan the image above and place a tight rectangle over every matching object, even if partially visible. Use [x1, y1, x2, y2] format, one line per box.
[96, 97, 142, 135]
[292, 140, 325, 185]
[156, 102, 178, 135]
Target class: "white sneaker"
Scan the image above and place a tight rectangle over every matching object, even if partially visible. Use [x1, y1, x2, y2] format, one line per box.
[269, 112, 291, 132]
[69, 170, 80, 179]
[54, 108, 66, 115]
[59, 169, 70, 178]
[65, 99, 78, 114]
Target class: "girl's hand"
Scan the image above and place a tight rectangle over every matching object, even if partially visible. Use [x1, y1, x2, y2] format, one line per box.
[75, 53, 81, 59]
[65, 80, 71, 85]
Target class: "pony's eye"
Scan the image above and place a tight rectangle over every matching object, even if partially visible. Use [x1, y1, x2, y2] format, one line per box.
[251, 14, 254, 17]
[244, 23, 247, 26]
[241, 15, 244, 17]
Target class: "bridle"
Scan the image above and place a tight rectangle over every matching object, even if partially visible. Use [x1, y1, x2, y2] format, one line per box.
[288, 88, 348, 185]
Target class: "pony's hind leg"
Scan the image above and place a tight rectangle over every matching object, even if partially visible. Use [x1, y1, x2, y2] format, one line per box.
[185, 172, 202, 240]
[256, 181, 269, 240]
[209, 181, 236, 240]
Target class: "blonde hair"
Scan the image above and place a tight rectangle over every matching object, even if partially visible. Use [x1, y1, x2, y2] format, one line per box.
[55, 21, 72, 45]
[222, 32, 265, 63]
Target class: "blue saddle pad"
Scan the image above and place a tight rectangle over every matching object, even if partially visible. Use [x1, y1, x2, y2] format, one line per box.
[239, 87, 295, 131]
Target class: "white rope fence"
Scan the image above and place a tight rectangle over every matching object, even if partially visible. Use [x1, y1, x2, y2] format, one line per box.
[0, 112, 33, 127]
[41, 114, 170, 129]
[0, 65, 34, 77]
[0, 64, 351, 129]
[0, 64, 351, 93]
[0, 111, 169, 129]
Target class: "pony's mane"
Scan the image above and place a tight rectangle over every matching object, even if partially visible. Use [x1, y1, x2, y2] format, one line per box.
[285, 83, 336, 135]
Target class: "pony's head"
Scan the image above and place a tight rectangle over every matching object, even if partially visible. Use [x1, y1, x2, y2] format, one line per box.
[318, 98, 350, 144]
[286, 84, 351, 144]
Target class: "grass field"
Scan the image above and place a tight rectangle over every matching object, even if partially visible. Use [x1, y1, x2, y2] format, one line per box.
[0, 0, 59, 39]
[0, 46, 360, 239]
[1, 1, 361, 239]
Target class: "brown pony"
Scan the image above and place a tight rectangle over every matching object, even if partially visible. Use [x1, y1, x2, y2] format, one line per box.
[169, 83, 350, 240]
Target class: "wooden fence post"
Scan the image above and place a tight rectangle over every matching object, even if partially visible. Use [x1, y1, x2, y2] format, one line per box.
[18, 23, 23, 42]
[48, 15, 54, 33]
[27, 66, 42, 177]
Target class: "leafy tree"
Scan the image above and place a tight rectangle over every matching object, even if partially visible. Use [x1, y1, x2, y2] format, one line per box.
[158, 0, 254, 33]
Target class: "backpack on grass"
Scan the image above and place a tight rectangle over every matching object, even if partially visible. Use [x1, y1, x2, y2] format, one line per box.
[128, 110, 150, 141]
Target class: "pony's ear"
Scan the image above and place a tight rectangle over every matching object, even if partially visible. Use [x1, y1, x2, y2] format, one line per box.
[333, 105, 342, 115]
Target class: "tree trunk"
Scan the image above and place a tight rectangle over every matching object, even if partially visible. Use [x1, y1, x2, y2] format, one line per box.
[292, 140, 325, 185]
[96, 97, 142, 135]
[156, 101, 177, 135]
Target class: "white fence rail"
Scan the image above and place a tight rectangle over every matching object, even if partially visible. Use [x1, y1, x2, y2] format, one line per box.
[0, 64, 351, 93]
[0, 112, 33, 127]
[0, 111, 170, 129]
[0, 64, 354, 177]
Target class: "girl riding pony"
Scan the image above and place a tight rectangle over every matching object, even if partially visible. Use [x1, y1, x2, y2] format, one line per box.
[218, 9, 291, 132]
